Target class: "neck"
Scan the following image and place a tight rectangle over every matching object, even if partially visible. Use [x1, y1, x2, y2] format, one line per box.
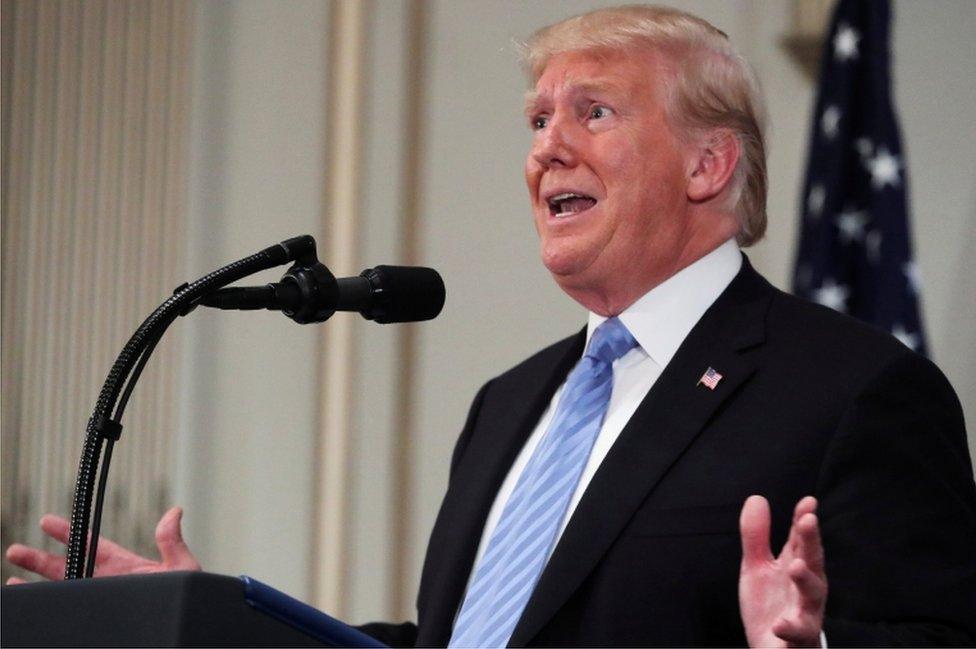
[560, 231, 737, 317]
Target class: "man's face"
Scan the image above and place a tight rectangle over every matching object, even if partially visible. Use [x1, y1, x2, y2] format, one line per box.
[525, 48, 695, 309]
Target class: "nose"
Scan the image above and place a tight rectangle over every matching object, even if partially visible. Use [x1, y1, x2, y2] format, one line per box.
[530, 113, 579, 169]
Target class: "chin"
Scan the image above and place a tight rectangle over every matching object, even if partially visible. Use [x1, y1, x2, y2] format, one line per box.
[543, 256, 603, 295]
[540, 242, 586, 278]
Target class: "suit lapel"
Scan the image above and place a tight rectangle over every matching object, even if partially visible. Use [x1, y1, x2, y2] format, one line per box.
[417, 330, 586, 647]
[509, 259, 772, 647]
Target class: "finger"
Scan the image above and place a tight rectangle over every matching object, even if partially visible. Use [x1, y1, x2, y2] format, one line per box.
[39, 515, 72, 545]
[155, 507, 200, 570]
[786, 496, 817, 555]
[772, 616, 820, 647]
[5, 543, 66, 581]
[6, 576, 28, 585]
[39, 514, 129, 565]
[789, 558, 827, 612]
[796, 512, 826, 575]
[740, 495, 773, 566]
[792, 496, 817, 521]
[91, 527, 139, 564]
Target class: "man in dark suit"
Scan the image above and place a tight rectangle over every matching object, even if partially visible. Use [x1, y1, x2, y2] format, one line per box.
[363, 5, 976, 646]
[390, 255, 976, 646]
[8, 5, 976, 647]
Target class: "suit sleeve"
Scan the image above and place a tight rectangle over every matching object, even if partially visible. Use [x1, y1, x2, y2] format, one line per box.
[817, 351, 976, 646]
[355, 622, 418, 648]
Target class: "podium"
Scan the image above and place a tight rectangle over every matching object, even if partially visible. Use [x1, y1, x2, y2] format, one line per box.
[1, 571, 378, 647]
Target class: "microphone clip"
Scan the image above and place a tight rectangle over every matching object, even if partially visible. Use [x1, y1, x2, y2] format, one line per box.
[277, 260, 339, 324]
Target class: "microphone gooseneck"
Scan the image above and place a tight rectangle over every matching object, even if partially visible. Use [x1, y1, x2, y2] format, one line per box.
[66, 235, 319, 580]
[68, 235, 445, 581]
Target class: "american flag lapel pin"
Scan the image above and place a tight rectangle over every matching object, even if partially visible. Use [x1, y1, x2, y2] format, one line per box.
[698, 367, 723, 390]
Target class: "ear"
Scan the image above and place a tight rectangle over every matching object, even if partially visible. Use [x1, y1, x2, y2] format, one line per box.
[686, 130, 740, 203]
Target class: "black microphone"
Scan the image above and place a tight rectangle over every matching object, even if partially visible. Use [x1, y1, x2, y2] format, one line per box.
[199, 264, 445, 324]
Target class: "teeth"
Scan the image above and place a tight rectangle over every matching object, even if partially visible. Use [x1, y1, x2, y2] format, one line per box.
[551, 192, 582, 202]
[548, 191, 595, 218]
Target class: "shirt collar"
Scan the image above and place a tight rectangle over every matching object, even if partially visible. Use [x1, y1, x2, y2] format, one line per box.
[586, 238, 742, 367]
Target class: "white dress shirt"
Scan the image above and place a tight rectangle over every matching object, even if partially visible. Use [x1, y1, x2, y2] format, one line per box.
[468, 238, 742, 574]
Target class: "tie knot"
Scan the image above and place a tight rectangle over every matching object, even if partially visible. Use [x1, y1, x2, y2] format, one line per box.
[585, 317, 637, 365]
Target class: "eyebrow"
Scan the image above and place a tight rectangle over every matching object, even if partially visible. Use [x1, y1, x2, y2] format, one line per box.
[523, 90, 543, 118]
[523, 81, 621, 118]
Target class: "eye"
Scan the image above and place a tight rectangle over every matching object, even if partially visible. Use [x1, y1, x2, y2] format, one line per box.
[588, 105, 613, 120]
[531, 115, 549, 130]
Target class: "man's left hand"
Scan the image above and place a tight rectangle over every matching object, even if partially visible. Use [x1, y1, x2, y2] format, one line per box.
[738, 495, 827, 648]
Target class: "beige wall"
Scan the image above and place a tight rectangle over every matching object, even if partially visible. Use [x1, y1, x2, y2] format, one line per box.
[177, 0, 329, 598]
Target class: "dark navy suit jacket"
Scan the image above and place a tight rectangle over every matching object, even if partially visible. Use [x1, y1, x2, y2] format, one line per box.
[362, 258, 976, 647]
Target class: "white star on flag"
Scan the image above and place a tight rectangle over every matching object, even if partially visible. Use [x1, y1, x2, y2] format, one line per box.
[821, 105, 842, 139]
[866, 230, 883, 264]
[834, 23, 861, 61]
[891, 324, 920, 351]
[854, 137, 873, 159]
[813, 279, 850, 313]
[835, 207, 869, 244]
[903, 261, 923, 293]
[866, 146, 902, 189]
[807, 184, 826, 219]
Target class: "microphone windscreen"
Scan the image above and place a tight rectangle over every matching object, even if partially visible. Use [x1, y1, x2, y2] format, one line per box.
[363, 265, 445, 323]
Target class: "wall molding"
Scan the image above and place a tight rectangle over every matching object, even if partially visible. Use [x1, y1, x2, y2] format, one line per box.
[312, 0, 369, 616]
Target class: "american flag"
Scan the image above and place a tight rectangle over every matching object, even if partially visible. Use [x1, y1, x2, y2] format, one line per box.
[698, 367, 722, 391]
[792, 0, 927, 356]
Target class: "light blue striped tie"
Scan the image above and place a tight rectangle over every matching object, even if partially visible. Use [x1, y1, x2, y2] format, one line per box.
[448, 317, 637, 648]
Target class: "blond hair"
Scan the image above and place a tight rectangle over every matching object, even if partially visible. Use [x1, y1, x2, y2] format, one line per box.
[521, 4, 768, 246]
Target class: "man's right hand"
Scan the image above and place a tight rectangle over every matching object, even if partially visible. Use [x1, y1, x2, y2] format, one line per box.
[5, 506, 201, 584]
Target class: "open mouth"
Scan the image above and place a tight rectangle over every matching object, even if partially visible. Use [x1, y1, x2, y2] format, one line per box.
[547, 192, 597, 218]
